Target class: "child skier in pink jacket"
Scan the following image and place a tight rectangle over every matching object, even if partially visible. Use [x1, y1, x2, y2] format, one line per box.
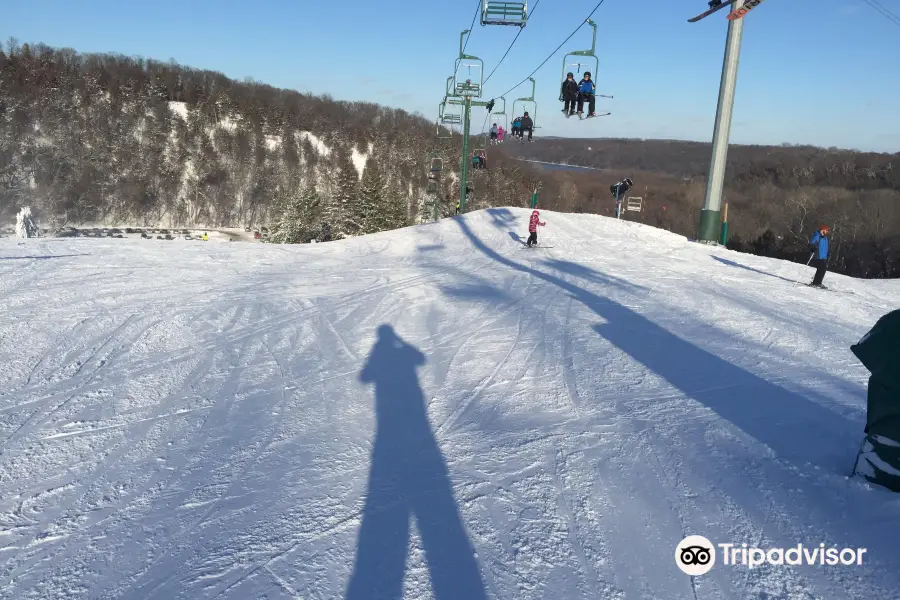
[526, 210, 545, 247]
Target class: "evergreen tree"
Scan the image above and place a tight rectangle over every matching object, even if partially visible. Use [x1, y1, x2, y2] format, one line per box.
[359, 159, 387, 233]
[269, 182, 320, 244]
[268, 191, 303, 244]
[386, 178, 410, 230]
[332, 156, 360, 238]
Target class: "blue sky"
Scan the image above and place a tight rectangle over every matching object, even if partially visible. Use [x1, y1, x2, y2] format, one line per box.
[3, 0, 899, 152]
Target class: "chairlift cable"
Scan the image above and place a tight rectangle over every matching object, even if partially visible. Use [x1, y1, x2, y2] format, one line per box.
[462, 0, 482, 55]
[861, 0, 900, 27]
[483, 0, 543, 86]
[496, 0, 608, 99]
[454, 0, 484, 81]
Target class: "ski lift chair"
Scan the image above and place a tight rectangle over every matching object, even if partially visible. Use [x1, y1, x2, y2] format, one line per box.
[481, 1, 528, 27]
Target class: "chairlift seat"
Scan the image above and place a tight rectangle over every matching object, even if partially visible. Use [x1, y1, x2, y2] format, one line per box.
[455, 82, 482, 97]
[481, 1, 527, 26]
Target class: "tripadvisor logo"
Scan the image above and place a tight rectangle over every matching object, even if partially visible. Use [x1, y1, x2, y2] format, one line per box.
[676, 535, 716, 575]
[675, 536, 867, 574]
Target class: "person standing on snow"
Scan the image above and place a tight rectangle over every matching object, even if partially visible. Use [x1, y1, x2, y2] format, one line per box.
[526, 209, 545, 247]
[808, 224, 830, 287]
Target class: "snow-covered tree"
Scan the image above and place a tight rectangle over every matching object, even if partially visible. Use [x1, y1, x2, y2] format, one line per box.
[384, 178, 410, 230]
[268, 183, 320, 244]
[15, 206, 38, 238]
[359, 160, 387, 234]
[268, 193, 303, 244]
[334, 156, 361, 237]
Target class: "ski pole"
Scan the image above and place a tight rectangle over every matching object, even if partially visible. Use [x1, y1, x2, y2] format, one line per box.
[806, 253, 814, 266]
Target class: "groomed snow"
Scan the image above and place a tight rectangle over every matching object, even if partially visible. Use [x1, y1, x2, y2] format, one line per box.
[1, 208, 899, 599]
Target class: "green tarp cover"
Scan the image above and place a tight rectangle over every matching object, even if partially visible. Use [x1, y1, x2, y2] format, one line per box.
[851, 309, 900, 439]
[851, 309, 900, 491]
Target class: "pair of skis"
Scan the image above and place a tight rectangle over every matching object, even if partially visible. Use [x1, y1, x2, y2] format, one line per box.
[518, 240, 553, 249]
[562, 110, 610, 120]
[688, 0, 764, 22]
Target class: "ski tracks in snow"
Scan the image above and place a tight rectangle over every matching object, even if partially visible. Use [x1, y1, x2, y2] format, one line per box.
[2, 213, 900, 599]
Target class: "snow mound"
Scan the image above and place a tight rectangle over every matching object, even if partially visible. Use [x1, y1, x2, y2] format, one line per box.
[167, 101, 188, 120]
[0, 208, 898, 599]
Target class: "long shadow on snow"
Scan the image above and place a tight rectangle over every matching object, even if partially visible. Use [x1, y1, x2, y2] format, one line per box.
[712, 255, 804, 285]
[453, 216, 858, 472]
[346, 325, 487, 600]
[543, 258, 646, 293]
[486, 207, 517, 231]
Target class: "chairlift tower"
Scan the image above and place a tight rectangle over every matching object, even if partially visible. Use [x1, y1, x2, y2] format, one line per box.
[442, 30, 491, 214]
[698, 0, 747, 243]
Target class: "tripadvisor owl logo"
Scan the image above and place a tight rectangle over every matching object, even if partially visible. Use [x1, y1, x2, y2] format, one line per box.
[676, 535, 716, 576]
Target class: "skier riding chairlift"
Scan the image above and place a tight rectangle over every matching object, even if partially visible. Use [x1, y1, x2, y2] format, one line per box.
[561, 72, 579, 117]
[576, 72, 597, 118]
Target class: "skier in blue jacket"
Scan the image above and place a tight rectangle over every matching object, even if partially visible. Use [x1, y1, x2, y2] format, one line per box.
[808, 224, 830, 287]
[576, 72, 597, 118]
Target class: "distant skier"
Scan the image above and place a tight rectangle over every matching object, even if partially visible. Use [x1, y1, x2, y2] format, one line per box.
[520, 112, 534, 142]
[490, 123, 499, 145]
[577, 72, 597, 118]
[526, 209, 545, 247]
[808, 224, 830, 287]
[202, 232, 209, 241]
[561, 72, 579, 117]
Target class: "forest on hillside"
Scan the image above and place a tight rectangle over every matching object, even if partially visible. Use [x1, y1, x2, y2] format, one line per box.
[0, 39, 541, 241]
[2, 39, 897, 277]
[498, 138, 900, 278]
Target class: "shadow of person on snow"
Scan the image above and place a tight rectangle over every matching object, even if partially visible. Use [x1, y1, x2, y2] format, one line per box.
[711, 255, 803, 285]
[345, 325, 487, 600]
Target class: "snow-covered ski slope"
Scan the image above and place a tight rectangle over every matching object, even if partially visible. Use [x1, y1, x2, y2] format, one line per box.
[2, 207, 899, 600]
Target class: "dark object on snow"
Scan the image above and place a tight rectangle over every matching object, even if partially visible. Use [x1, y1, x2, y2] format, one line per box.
[850, 309, 900, 491]
[610, 178, 633, 198]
